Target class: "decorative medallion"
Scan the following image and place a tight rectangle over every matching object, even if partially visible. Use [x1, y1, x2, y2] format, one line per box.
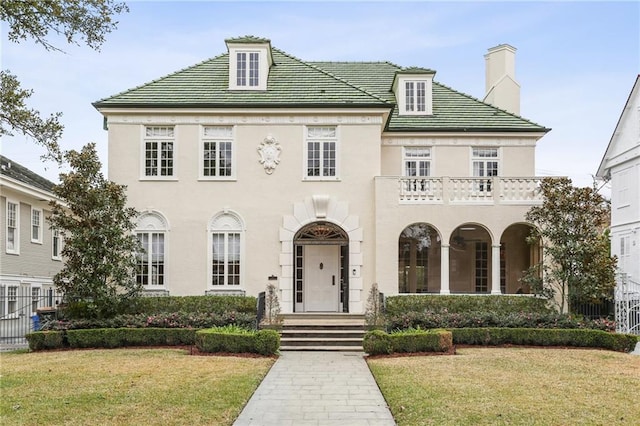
[257, 135, 282, 174]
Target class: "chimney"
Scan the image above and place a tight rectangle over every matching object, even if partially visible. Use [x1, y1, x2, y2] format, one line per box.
[483, 44, 520, 115]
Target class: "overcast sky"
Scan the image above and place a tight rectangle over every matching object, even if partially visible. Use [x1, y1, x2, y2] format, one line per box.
[1, 0, 639, 190]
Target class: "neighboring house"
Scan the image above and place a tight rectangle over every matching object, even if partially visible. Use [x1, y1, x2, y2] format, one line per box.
[597, 75, 640, 287]
[1, 155, 62, 340]
[93, 36, 550, 314]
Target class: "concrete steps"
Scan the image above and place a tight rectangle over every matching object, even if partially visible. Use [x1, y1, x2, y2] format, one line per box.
[277, 313, 366, 351]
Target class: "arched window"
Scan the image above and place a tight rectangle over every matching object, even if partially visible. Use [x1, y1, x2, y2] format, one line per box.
[208, 211, 244, 287]
[136, 211, 169, 287]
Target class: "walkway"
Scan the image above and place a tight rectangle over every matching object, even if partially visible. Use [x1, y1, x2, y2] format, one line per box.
[233, 351, 396, 426]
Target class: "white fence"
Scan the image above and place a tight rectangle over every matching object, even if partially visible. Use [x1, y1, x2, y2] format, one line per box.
[615, 274, 640, 335]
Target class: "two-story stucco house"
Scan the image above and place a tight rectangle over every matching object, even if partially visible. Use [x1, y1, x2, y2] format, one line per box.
[1, 156, 63, 341]
[597, 75, 640, 334]
[93, 36, 550, 314]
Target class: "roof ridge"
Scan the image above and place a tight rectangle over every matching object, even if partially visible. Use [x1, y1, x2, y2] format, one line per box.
[432, 80, 549, 130]
[274, 48, 392, 105]
[93, 53, 227, 105]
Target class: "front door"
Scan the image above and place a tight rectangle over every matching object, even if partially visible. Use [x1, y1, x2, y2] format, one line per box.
[304, 245, 340, 312]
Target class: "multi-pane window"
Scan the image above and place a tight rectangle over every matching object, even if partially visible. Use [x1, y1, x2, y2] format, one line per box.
[7, 286, 18, 316]
[136, 232, 165, 286]
[31, 208, 42, 243]
[32, 287, 40, 313]
[306, 126, 337, 179]
[236, 52, 259, 87]
[144, 126, 174, 177]
[52, 229, 61, 260]
[405, 81, 427, 112]
[202, 126, 234, 178]
[472, 148, 499, 191]
[404, 147, 431, 177]
[211, 232, 241, 286]
[475, 242, 489, 293]
[6, 200, 19, 254]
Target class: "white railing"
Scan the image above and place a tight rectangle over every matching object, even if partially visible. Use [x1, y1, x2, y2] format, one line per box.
[615, 273, 640, 335]
[398, 177, 543, 204]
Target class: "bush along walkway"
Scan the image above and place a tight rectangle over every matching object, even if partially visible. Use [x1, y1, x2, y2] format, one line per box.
[233, 351, 396, 426]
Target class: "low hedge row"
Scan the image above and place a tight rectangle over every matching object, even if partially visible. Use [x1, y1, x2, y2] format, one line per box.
[195, 327, 280, 355]
[452, 328, 638, 352]
[385, 295, 552, 316]
[42, 311, 255, 331]
[128, 295, 257, 315]
[386, 311, 616, 332]
[26, 328, 197, 351]
[363, 329, 453, 355]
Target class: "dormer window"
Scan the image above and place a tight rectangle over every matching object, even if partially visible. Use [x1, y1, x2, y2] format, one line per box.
[226, 36, 273, 91]
[237, 52, 259, 87]
[393, 68, 435, 116]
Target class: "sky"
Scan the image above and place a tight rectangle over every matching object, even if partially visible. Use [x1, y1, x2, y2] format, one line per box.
[1, 0, 639, 191]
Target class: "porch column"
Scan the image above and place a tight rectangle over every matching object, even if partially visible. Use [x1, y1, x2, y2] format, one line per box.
[491, 244, 502, 294]
[440, 244, 450, 295]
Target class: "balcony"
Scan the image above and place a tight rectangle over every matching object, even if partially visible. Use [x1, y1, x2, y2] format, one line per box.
[394, 177, 543, 205]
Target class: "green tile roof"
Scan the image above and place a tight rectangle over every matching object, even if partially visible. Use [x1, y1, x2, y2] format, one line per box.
[94, 40, 549, 133]
[0, 155, 56, 193]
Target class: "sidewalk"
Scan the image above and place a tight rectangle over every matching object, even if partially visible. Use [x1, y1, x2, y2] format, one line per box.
[233, 351, 396, 426]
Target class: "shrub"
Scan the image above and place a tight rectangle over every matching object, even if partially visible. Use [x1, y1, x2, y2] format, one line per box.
[25, 331, 65, 351]
[127, 296, 257, 315]
[385, 295, 552, 316]
[451, 328, 638, 352]
[363, 330, 393, 355]
[195, 326, 279, 355]
[66, 328, 197, 349]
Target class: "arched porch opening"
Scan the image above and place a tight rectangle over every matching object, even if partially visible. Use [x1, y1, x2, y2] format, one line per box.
[449, 224, 493, 293]
[500, 223, 541, 294]
[398, 223, 442, 293]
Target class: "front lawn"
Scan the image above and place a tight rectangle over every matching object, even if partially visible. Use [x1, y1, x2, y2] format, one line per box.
[1, 348, 274, 425]
[368, 347, 640, 425]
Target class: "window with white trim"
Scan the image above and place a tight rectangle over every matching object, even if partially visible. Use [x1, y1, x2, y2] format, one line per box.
[405, 81, 427, 113]
[6, 200, 19, 254]
[209, 212, 244, 287]
[31, 208, 42, 243]
[472, 148, 499, 191]
[52, 229, 62, 260]
[202, 126, 234, 179]
[616, 169, 630, 207]
[0, 285, 19, 317]
[305, 126, 338, 180]
[135, 212, 168, 288]
[237, 52, 260, 87]
[619, 235, 631, 271]
[404, 147, 431, 177]
[32, 287, 40, 313]
[143, 126, 175, 178]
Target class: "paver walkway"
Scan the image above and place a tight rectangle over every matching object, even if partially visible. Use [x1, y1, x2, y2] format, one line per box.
[233, 351, 396, 426]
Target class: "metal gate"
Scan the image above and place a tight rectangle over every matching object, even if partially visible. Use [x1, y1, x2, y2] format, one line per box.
[0, 287, 63, 350]
[615, 274, 640, 336]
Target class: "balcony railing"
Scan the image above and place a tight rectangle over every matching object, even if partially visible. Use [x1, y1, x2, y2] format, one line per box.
[398, 177, 543, 204]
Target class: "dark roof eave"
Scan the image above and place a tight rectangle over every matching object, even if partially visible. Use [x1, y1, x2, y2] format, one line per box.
[386, 126, 551, 134]
[93, 102, 393, 110]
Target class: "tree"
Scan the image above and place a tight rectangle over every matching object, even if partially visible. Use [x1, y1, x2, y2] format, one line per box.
[0, 0, 128, 160]
[49, 143, 141, 318]
[522, 177, 617, 314]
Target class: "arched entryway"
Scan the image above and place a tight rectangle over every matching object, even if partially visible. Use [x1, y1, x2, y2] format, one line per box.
[293, 221, 349, 313]
[449, 224, 493, 293]
[500, 223, 541, 294]
[398, 223, 441, 293]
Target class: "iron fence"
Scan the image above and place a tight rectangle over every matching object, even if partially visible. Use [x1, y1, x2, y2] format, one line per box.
[0, 288, 63, 349]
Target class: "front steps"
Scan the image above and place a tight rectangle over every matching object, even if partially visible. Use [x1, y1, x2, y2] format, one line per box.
[275, 313, 366, 351]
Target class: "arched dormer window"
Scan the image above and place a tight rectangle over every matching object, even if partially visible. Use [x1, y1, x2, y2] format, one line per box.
[208, 210, 245, 287]
[135, 211, 169, 287]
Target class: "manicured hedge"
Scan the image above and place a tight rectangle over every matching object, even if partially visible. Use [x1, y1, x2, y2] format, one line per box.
[196, 327, 280, 355]
[127, 295, 257, 315]
[66, 328, 197, 349]
[363, 329, 453, 355]
[385, 295, 552, 316]
[25, 331, 65, 351]
[451, 328, 638, 352]
[386, 311, 616, 332]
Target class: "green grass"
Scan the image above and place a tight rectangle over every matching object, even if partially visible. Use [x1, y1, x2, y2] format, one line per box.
[0, 348, 274, 425]
[368, 347, 640, 425]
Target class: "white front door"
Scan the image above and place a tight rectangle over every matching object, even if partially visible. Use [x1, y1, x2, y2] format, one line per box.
[304, 245, 340, 312]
